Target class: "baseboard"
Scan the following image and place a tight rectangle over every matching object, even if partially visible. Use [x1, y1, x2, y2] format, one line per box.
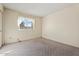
[2, 36, 79, 49]
[5, 36, 42, 45]
[42, 37, 79, 49]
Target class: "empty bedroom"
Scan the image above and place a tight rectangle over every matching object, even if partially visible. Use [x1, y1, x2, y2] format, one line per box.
[0, 3, 79, 56]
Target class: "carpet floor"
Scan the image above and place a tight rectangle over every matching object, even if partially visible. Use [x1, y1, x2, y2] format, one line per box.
[0, 38, 79, 56]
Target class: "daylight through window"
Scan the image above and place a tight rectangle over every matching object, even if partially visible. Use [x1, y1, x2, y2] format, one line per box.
[18, 17, 33, 29]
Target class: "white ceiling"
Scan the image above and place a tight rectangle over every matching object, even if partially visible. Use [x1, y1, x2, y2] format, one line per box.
[3, 3, 76, 17]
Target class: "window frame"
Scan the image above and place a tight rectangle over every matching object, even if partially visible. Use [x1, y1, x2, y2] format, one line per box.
[17, 16, 35, 30]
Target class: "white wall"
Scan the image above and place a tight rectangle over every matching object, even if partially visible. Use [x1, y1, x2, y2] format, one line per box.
[3, 8, 42, 44]
[0, 12, 2, 47]
[3, 4, 79, 48]
[42, 5, 79, 48]
[0, 4, 3, 47]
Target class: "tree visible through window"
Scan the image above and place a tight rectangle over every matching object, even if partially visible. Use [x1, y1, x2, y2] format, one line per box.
[18, 17, 33, 29]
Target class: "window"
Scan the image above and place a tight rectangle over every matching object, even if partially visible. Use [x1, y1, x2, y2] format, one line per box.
[18, 17, 33, 29]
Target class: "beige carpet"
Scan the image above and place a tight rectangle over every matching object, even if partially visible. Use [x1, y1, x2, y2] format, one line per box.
[0, 38, 79, 56]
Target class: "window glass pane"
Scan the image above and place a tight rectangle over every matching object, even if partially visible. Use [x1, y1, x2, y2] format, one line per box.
[18, 17, 33, 29]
